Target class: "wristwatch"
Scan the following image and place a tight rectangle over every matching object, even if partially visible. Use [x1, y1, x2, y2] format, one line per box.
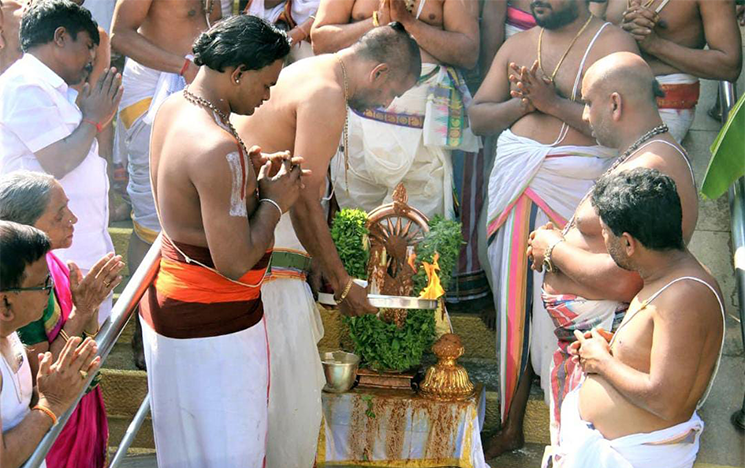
[543, 238, 565, 273]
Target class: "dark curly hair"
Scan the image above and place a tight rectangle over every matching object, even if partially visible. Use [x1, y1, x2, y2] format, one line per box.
[0, 221, 50, 291]
[20, 0, 99, 52]
[591, 167, 684, 251]
[193, 15, 290, 73]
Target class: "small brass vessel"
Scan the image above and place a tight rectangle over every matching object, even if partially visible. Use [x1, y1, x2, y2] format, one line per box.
[419, 334, 475, 401]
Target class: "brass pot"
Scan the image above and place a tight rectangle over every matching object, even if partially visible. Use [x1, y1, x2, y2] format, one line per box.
[321, 351, 360, 393]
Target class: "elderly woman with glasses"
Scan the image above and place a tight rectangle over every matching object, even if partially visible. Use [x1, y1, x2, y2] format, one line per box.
[0, 171, 124, 468]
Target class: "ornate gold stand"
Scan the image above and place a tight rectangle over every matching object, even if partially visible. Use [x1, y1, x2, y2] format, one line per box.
[419, 334, 475, 401]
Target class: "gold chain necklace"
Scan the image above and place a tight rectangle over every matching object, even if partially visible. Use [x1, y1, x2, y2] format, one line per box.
[183, 87, 249, 157]
[334, 54, 350, 193]
[538, 13, 594, 83]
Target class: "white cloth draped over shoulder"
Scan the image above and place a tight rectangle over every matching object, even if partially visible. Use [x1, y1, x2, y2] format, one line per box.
[245, 0, 318, 24]
[486, 130, 616, 422]
[261, 213, 325, 468]
[331, 64, 480, 220]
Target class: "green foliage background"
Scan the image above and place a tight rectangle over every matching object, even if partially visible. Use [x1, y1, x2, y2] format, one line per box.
[331, 210, 464, 372]
[330, 209, 369, 280]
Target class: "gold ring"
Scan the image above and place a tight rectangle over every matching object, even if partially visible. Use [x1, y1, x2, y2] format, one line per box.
[104, 281, 111, 288]
[80, 370, 88, 380]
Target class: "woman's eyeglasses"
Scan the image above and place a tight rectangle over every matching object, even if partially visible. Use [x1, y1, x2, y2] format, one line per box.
[0, 275, 54, 295]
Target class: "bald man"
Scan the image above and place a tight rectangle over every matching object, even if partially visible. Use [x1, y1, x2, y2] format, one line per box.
[527, 51, 698, 442]
[594, 0, 742, 142]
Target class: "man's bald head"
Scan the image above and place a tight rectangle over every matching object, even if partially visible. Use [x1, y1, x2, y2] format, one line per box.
[583, 52, 661, 108]
[0, 0, 23, 75]
[581, 52, 665, 148]
[352, 22, 421, 83]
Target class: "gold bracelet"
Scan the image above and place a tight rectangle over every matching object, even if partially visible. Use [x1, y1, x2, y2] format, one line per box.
[543, 238, 565, 274]
[33, 405, 58, 426]
[372, 11, 380, 27]
[334, 278, 354, 305]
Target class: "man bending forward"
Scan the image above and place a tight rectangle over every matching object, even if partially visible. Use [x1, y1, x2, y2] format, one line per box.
[234, 23, 420, 468]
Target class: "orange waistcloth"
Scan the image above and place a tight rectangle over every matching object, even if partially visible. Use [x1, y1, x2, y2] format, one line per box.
[657, 81, 700, 110]
[139, 236, 271, 339]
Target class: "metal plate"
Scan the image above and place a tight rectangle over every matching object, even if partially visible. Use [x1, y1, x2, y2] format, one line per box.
[318, 293, 437, 310]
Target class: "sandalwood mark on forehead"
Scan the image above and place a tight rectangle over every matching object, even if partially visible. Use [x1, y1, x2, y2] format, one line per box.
[226, 151, 248, 218]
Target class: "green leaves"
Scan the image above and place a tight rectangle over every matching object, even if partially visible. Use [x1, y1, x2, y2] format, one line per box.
[412, 215, 464, 294]
[330, 209, 370, 280]
[344, 309, 435, 372]
[332, 213, 462, 372]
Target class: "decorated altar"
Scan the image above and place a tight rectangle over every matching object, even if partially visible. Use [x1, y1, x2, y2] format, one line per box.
[316, 385, 488, 468]
[320, 184, 488, 467]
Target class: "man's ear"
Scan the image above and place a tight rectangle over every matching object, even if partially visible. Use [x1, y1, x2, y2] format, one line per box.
[370, 63, 390, 84]
[0, 294, 15, 323]
[53, 26, 67, 47]
[622, 232, 636, 256]
[230, 65, 245, 85]
[610, 92, 622, 121]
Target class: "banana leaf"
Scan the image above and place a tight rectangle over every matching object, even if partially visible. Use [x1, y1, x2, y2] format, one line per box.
[701, 93, 745, 199]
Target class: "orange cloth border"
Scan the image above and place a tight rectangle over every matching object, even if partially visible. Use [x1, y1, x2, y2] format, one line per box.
[657, 81, 700, 110]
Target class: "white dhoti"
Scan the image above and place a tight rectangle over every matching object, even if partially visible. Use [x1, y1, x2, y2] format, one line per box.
[547, 387, 703, 468]
[485, 130, 616, 424]
[115, 58, 187, 242]
[261, 214, 325, 467]
[141, 318, 269, 468]
[656, 73, 699, 143]
[331, 64, 480, 220]
[245, 0, 316, 63]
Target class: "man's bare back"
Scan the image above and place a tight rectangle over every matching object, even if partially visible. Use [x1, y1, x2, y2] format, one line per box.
[480, 18, 637, 145]
[579, 258, 723, 439]
[150, 96, 258, 248]
[234, 55, 347, 200]
[543, 140, 699, 300]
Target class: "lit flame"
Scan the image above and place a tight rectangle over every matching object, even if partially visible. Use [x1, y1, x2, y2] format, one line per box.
[407, 251, 417, 273]
[419, 252, 445, 300]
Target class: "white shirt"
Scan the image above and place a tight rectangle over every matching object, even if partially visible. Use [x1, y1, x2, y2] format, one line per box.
[0, 54, 113, 271]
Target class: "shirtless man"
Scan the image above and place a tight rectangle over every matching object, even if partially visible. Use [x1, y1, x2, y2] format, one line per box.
[527, 51, 699, 448]
[110, 0, 221, 368]
[310, 0, 479, 220]
[593, 0, 742, 141]
[139, 16, 303, 468]
[467, 0, 638, 456]
[234, 23, 420, 467]
[546, 167, 724, 468]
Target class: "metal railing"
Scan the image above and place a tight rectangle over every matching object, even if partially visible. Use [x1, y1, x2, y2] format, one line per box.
[21, 236, 163, 468]
[720, 80, 745, 432]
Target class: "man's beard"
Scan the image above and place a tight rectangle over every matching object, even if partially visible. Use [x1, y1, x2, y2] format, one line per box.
[607, 237, 634, 271]
[531, 1, 580, 30]
[348, 96, 377, 112]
